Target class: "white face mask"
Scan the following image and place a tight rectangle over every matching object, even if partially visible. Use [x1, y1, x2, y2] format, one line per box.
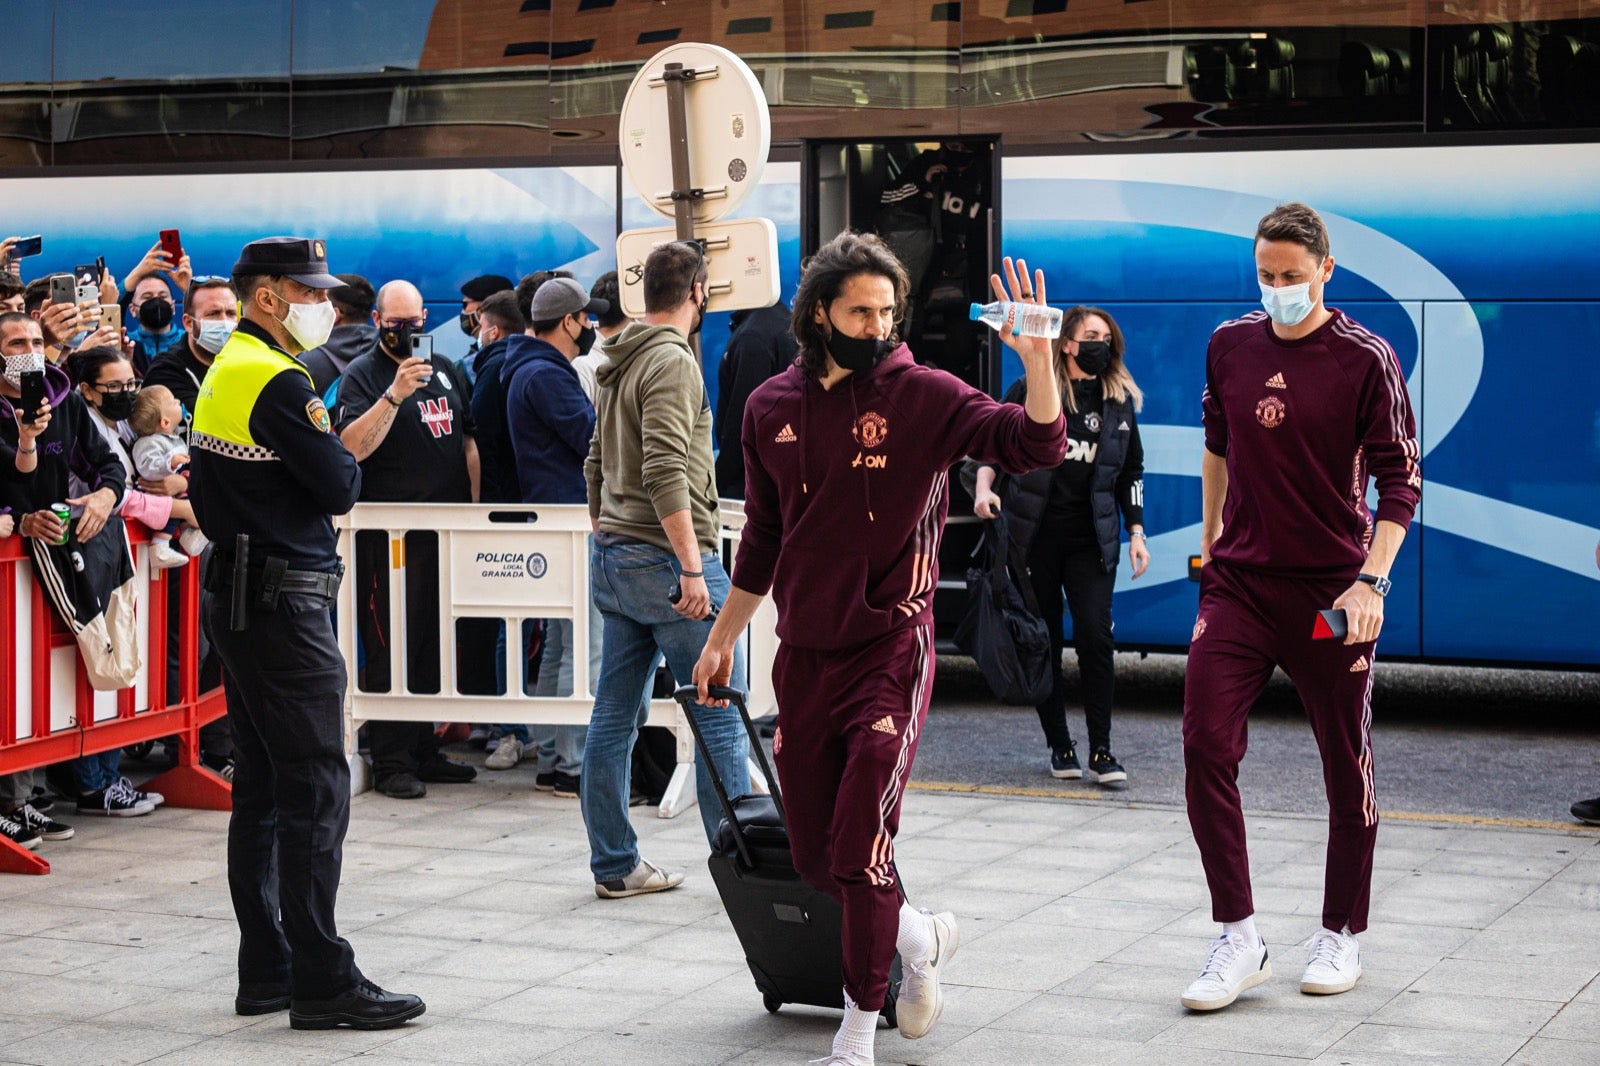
[3, 350, 44, 389]
[271, 292, 336, 350]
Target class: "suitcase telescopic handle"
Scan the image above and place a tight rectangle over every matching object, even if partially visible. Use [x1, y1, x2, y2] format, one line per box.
[671, 685, 787, 863]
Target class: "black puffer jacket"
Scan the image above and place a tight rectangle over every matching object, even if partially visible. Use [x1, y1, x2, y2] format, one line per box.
[963, 377, 1144, 573]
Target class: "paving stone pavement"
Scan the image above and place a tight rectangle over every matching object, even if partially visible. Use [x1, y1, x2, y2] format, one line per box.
[1, 765, 1598, 1066]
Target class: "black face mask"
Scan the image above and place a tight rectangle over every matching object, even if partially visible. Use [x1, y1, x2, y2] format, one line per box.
[459, 311, 477, 337]
[690, 290, 708, 337]
[138, 297, 174, 331]
[826, 320, 895, 372]
[381, 324, 416, 359]
[1073, 339, 1112, 376]
[97, 389, 136, 422]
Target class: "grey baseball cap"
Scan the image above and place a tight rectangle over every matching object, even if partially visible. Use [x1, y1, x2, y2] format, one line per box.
[530, 276, 608, 321]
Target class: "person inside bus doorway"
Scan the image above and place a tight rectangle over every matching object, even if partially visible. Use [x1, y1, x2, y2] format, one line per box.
[1181, 202, 1420, 1012]
[968, 306, 1148, 785]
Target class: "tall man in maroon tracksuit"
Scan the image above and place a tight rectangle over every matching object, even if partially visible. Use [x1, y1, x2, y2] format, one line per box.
[1180, 203, 1421, 1012]
[694, 233, 1066, 1066]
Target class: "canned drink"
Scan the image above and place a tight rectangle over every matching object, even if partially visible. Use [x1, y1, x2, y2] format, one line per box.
[49, 502, 71, 545]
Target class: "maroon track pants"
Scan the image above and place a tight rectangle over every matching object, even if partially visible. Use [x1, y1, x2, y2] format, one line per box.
[1183, 560, 1380, 935]
[771, 623, 934, 1011]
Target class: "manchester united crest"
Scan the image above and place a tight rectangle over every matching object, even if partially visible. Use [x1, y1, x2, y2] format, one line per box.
[1255, 396, 1286, 429]
[853, 411, 889, 449]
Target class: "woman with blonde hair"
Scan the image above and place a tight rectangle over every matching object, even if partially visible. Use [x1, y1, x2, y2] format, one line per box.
[968, 305, 1149, 784]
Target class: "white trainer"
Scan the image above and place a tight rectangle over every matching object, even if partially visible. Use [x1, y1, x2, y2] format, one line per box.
[484, 735, 524, 770]
[1300, 927, 1361, 995]
[1180, 933, 1271, 1011]
[896, 910, 960, 1039]
[150, 542, 189, 570]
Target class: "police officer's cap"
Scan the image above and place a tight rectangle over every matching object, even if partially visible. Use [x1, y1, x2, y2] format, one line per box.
[232, 236, 342, 289]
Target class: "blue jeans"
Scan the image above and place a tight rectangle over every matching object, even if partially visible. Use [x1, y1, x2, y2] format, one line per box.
[583, 539, 748, 881]
[74, 750, 121, 793]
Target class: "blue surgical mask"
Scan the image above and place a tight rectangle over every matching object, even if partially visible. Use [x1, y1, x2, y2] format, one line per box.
[196, 319, 235, 355]
[1259, 265, 1322, 327]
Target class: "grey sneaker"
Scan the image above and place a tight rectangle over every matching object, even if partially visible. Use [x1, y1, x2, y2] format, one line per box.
[484, 736, 524, 771]
[595, 858, 685, 899]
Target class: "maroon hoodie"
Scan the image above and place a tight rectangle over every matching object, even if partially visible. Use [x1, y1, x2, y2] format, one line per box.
[733, 344, 1066, 651]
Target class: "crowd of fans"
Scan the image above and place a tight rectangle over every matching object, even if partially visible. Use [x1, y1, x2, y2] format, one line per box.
[0, 233, 800, 851]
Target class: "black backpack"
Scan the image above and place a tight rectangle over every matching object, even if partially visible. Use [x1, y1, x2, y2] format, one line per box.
[954, 514, 1054, 705]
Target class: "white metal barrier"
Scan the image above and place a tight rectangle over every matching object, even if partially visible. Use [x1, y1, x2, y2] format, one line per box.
[334, 501, 778, 817]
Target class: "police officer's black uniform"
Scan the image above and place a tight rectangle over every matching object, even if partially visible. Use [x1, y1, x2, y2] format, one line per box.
[191, 237, 423, 1030]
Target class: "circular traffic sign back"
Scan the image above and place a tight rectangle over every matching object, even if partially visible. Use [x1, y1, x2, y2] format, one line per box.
[619, 43, 772, 225]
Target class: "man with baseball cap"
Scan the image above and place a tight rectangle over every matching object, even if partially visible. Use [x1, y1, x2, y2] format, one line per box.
[492, 276, 609, 791]
[192, 236, 425, 1031]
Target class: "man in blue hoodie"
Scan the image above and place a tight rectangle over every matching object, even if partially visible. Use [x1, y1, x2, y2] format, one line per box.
[498, 276, 607, 793]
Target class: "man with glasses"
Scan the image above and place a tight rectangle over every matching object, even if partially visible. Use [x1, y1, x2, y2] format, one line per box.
[334, 279, 480, 800]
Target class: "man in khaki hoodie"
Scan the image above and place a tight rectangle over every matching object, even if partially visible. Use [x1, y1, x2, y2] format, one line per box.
[582, 241, 749, 898]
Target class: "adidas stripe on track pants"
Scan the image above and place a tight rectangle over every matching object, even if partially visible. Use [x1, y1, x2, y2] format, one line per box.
[771, 622, 935, 1011]
[1183, 559, 1381, 936]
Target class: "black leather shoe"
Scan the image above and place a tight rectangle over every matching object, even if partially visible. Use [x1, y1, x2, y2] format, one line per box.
[289, 978, 425, 1030]
[235, 981, 291, 1016]
[374, 772, 426, 799]
[416, 755, 476, 784]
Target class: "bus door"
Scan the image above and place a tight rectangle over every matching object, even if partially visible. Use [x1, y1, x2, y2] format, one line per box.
[802, 137, 1001, 650]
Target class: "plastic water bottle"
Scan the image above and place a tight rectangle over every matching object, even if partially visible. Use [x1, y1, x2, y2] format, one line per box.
[969, 300, 1062, 339]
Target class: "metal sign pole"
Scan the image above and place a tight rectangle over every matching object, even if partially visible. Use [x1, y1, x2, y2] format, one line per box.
[662, 62, 698, 243]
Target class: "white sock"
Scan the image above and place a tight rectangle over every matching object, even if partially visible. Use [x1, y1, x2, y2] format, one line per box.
[1224, 915, 1261, 949]
[896, 903, 933, 962]
[833, 992, 877, 1063]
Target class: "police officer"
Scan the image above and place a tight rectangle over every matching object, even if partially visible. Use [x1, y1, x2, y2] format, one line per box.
[191, 237, 424, 1030]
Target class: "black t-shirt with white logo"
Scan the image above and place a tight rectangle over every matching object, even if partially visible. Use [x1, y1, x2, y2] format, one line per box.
[334, 348, 475, 503]
[1045, 378, 1102, 547]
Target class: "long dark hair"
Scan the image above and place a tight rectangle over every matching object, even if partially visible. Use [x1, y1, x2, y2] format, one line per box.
[791, 231, 909, 378]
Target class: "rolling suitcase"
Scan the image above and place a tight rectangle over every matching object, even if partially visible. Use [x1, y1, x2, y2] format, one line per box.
[671, 684, 901, 1026]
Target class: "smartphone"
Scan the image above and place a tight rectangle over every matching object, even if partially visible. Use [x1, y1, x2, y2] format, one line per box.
[18, 369, 45, 426]
[159, 228, 183, 263]
[1312, 608, 1349, 641]
[11, 235, 42, 259]
[48, 273, 75, 306]
[411, 333, 433, 363]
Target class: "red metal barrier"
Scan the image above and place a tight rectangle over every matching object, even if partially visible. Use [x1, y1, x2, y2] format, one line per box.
[0, 524, 230, 875]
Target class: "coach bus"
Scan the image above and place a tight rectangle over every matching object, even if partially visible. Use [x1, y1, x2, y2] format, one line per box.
[1, 1, 1595, 668]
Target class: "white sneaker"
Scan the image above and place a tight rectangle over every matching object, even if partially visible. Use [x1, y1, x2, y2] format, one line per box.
[1180, 933, 1271, 1011]
[896, 910, 959, 1039]
[1300, 927, 1361, 995]
[177, 526, 209, 556]
[150, 542, 188, 570]
[484, 735, 524, 771]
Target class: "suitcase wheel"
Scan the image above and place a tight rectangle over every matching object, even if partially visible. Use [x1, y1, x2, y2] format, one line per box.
[763, 993, 782, 1014]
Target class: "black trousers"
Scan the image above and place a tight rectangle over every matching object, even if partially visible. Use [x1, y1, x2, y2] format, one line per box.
[1026, 523, 1118, 754]
[205, 588, 360, 1000]
[354, 531, 442, 777]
